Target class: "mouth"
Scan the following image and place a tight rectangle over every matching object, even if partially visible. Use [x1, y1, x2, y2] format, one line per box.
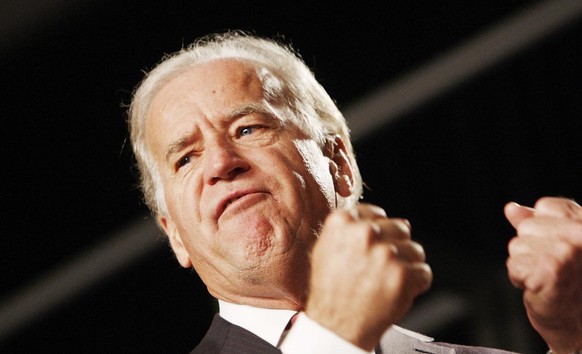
[216, 189, 267, 220]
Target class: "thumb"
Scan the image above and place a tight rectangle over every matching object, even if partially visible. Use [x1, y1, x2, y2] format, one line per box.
[504, 202, 534, 229]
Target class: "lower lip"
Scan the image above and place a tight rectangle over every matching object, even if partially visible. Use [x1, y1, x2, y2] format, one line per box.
[220, 192, 268, 220]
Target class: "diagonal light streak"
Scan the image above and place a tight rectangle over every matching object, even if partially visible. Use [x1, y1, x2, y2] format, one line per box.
[345, 0, 582, 141]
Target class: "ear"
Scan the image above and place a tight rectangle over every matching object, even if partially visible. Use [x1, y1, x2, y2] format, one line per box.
[326, 135, 354, 198]
[158, 215, 192, 268]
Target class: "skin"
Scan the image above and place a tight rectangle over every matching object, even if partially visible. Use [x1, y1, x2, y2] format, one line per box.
[144, 59, 353, 309]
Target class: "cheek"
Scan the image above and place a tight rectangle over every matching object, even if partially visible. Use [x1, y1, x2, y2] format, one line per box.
[292, 139, 335, 208]
[164, 175, 205, 227]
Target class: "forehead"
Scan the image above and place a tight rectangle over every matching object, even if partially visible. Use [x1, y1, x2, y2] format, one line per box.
[144, 59, 267, 155]
[149, 59, 265, 119]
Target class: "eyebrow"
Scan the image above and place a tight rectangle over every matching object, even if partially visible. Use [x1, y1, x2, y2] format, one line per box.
[164, 135, 193, 163]
[226, 102, 274, 121]
[163, 102, 277, 163]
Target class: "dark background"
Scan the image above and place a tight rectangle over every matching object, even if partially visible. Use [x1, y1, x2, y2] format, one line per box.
[1, 1, 581, 353]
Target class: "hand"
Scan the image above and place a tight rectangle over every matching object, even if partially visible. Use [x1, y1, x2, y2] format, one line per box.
[305, 204, 432, 351]
[505, 197, 582, 354]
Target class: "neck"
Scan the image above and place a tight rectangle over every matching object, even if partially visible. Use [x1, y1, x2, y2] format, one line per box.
[210, 285, 307, 311]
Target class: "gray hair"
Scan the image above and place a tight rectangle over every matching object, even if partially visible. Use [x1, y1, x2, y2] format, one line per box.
[128, 31, 362, 216]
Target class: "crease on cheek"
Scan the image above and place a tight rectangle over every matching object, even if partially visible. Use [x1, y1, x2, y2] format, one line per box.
[293, 171, 306, 189]
[293, 139, 335, 208]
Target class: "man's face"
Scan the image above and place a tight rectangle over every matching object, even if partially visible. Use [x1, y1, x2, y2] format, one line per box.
[144, 59, 340, 304]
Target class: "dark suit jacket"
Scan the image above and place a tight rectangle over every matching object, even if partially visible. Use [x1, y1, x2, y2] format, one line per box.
[191, 314, 279, 354]
[191, 314, 519, 354]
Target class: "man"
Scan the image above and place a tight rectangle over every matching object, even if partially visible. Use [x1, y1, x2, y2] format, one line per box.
[127, 31, 582, 353]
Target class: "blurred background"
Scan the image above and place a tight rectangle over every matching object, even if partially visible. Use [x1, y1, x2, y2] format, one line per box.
[1, 0, 581, 353]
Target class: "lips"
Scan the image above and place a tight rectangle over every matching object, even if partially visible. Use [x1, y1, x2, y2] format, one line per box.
[215, 189, 267, 220]
[224, 196, 242, 208]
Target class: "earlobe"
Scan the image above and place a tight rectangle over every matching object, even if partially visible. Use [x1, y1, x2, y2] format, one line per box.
[327, 135, 354, 198]
[158, 215, 192, 268]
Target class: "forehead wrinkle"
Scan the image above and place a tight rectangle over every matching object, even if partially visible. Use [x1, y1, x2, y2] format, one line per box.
[155, 62, 277, 165]
[163, 102, 277, 163]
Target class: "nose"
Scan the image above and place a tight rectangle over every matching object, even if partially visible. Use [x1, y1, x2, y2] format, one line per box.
[203, 138, 250, 185]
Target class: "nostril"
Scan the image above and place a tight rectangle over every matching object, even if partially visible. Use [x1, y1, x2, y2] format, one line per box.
[225, 166, 249, 180]
[232, 166, 246, 174]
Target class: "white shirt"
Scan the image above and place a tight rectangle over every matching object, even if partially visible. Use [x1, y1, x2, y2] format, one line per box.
[219, 300, 432, 354]
[218, 300, 466, 354]
[218, 300, 296, 348]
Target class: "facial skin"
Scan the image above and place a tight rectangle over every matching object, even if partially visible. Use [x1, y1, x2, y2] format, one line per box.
[144, 59, 353, 310]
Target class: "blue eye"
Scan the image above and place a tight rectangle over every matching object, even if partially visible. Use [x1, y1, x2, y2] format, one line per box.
[239, 126, 255, 136]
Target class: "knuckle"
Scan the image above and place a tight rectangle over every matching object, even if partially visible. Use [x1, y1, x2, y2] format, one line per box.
[419, 266, 433, 292]
[534, 196, 556, 211]
[391, 220, 411, 238]
[383, 243, 399, 259]
[411, 242, 426, 262]
[352, 222, 380, 245]
[565, 199, 582, 219]
[535, 197, 582, 219]
[362, 222, 379, 239]
[326, 210, 351, 226]
[507, 237, 522, 254]
[555, 242, 578, 268]
[505, 257, 520, 275]
[515, 218, 538, 236]
[394, 218, 411, 232]
[364, 204, 388, 217]
[362, 222, 380, 241]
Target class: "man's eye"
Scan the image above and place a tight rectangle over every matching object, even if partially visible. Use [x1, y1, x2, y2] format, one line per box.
[177, 155, 191, 169]
[234, 123, 277, 146]
[239, 126, 255, 137]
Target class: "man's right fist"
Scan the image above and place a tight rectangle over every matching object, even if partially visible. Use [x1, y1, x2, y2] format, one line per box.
[306, 204, 432, 351]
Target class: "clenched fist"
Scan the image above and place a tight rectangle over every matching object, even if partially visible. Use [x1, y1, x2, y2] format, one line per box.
[505, 197, 582, 354]
[306, 204, 432, 351]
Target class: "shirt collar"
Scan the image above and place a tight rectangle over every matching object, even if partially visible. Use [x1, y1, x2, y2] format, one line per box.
[218, 300, 297, 347]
